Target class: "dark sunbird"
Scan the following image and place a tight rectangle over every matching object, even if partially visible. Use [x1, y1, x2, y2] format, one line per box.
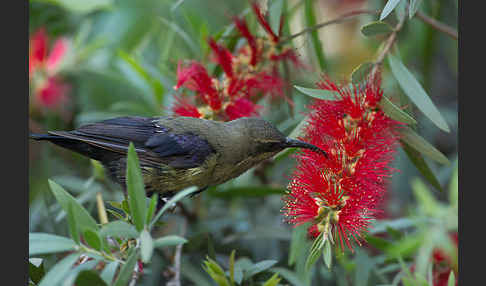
[30, 116, 327, 198]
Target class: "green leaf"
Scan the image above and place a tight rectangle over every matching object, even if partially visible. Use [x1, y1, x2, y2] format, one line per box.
[379, 96, 417, 125]
[118, 51, 164, 105]
[447, 271, 455, 286]
[412, 179, 441, 215]
[322, 239, 332, 269]
[288, 224, 308, 266]
[29, 233, 77, 256]
[386, 234, 422, 258]
[29, 259, 45, 284]
[304, 0, 326, 70]
[399, 127, 450, 165]
[269, 0, 284, 35]
[229, 250, 236, 286]
[244, 260, 278, 278]
[33, 0, 112, 14]
[380, 0, 403, 21]
[203, 257, 230, 286]
[140, 229, 154, 263]
[38, 253, 81, 286]
[305, 232, 325, 271]
[388, 54, 450, 132]
[99, 221, 139, 239]
[449, 161, 458, 207]
[361, 21, 393, 36]
[83, 229, 102, 251]
[100, 261, 119, 285]
[74, 270, 108, 286]
[364, 235, 392, 251]
[153, 235, 188, 249]
[159, 17, 199, 55]
[48, 180, 98, 232]
[351, 62, 373, 84]
[146, 193, 158, 225]
[409, 0, 423, 18]
[149, 186, 198, 230]
[113, 249, 138, 286]
[67, 202, 80, 244]
[294, 85, 337, 100]
[401, 141, 443, 192]
[126, 143, 148, 232]
[262, 273, 281, 286]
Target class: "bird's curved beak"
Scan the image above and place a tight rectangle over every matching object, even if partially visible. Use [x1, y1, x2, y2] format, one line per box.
[284, 138, 328, 158]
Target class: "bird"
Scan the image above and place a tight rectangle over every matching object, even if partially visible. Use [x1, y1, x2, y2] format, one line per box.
[30, 116, 327, 199]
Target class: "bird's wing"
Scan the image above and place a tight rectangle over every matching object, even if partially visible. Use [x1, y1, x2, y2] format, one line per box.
[49, 116, 215, 169]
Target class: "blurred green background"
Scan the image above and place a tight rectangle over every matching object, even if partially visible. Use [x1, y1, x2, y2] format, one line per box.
[29, 0, 458, 285]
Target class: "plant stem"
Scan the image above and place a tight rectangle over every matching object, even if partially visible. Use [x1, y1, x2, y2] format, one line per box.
[416, 11, 457, 40]
[166, 220, 187, 286]
[279, 9, 379, 44]
[370, 13, 407, 81]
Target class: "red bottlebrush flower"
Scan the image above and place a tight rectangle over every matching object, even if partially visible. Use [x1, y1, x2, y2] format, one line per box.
[29, 28, 71, 112]
[174, 61, 221, 110]
[172, 94, 201, 118]
[270, 49, 305, 69]
[208, 38, 234, 78]
[246, 71, 285, 99]
[225, 97, 261, 120]
[251, 2, 279, 43]
[29, 28, 69, 77]
[234, 17, 259, 66]
[36, 77, 70, 108]
[284, 75, 401, 251]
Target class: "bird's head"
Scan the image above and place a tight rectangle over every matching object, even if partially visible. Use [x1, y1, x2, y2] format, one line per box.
[230, 117, 328, 158]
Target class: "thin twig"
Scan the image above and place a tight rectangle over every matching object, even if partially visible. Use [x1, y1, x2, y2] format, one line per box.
[279, 9, 379, 44]
[370, 13, 407, 81]
[166, 220, 187, 286]
[416, 10, 458, 40]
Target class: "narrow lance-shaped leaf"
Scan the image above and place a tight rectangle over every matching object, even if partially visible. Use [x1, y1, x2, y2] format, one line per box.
[83, 229, 102, 251]
[288, 223, 308, 266]
[294, 85, 337, 101]
[126, 142, 148, 232]
[322, 239, 332, 269]
[100, 261, 119, 285]
[388, 54, 450, 132]
[29, 233, 78, 256]
[48, 180, 98, 232]
[154, 235, 188, 248]
[401, 141, 443, 192]
[118, 50, 164, 106]
[361, 21, 393, 37]
[304, 0, 326, 70]
[100, 220, 139, 239]
[305, 232, 325, 271]
[113, 249, 138, 286]
[409, 0, 423, 19]
[67, 202, 80, 244]
[379, 96, 417, 125]
[244, 260, 278, 278]
[380, 0, 403, 21]
[399, 127, 450, 165]
[140, 229, 154, 263]
[229, 250, 236, 286]
[262, 273, 282, 286]
[38, 253, 81, 286]
[146, 193, 158, 224]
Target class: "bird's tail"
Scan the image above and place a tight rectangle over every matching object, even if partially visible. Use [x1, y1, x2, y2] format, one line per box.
[29, 133, 62, 141]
